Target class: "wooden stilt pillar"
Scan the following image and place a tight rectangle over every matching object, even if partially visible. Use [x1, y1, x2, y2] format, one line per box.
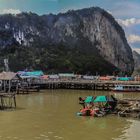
[13, 95, 16, 108]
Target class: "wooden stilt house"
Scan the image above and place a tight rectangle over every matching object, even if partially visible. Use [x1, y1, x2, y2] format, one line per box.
[0, 72, 20, 93]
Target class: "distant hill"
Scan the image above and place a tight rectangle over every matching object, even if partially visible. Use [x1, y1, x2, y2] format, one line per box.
[0, 7, 134, 75]
[132, 51, 140, 75]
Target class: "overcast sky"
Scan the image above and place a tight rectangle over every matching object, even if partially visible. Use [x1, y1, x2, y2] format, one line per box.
[0, 0, 140, 53]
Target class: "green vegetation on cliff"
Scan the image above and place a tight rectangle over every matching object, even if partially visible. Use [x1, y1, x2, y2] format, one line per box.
[0, 44, 118, 75]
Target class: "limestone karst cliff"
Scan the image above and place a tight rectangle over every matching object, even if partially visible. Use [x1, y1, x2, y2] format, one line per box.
[0, 7, 134, 74]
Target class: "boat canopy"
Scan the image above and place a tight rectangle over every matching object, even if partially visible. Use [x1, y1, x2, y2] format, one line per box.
[84, 96, 94, 103]
[94, 96, 107, 102]
[94, 95, 115, 102]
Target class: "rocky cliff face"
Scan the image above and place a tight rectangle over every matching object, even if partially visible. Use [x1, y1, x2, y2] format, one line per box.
[133, 51, 140, 70]
[0, 7, 134, 74]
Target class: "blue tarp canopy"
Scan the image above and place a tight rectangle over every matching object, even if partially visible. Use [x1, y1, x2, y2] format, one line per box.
[94, 96, 107, 102]
[117, 77, 133, 81]
[18, 71, 44, 78]
[84, 96, 94, 103]
[94, 95, 115, 103]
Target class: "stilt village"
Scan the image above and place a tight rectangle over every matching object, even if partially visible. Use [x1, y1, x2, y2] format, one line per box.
[0, 70, 140, 119]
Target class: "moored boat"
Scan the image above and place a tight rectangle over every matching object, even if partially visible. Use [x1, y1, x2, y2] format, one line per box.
[112, 85, 140, 92]
[77, 95, 117, 117]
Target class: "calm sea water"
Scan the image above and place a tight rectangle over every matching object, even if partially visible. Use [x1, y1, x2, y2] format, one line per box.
[0, 90, 140, 140]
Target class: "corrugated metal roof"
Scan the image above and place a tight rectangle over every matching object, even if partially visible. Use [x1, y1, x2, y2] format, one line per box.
[58, 73, 75, 77]
[0, 72, 18, 80]
[48, 75, 59, 79]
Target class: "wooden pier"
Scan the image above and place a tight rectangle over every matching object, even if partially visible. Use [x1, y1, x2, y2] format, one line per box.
[16, 85, 40, 94]
[30, 80, 140, 90]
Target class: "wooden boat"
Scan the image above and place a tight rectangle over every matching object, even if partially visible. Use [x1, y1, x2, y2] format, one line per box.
[112, 85, 140, 92]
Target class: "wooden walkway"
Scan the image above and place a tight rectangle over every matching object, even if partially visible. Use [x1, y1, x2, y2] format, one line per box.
[30, 80, 140, 90]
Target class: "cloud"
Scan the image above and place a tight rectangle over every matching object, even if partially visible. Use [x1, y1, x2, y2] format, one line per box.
[127, 35, 140, 43]
[117, 18, 140, 27]
[112, 2, 140, 18]
[0, 9, 21, 15]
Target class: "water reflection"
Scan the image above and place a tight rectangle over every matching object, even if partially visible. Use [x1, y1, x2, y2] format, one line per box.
[74, 116, 132, 140]
[0, 90, 139, 140]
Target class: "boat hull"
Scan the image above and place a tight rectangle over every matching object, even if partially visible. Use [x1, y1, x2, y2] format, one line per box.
[111, 89, 140, 92]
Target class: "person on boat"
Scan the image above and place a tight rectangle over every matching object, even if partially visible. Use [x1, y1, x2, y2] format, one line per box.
[80, 105, 94, 116]
[79, 97, 85, 108]
[102, 103, 112, 113]
[90, 109, 98, 117]
[80, 107, 90, 116]
[79, 106, 105, 117]
[89, 101, 94, 108]
[96, 105, 106, 116]
[111, 95, 117, 102]
[92, 107, 105, 117]
[86, 102, 94, 109]
[79, 102, 94, 116]
[108, 95, 118, 111]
